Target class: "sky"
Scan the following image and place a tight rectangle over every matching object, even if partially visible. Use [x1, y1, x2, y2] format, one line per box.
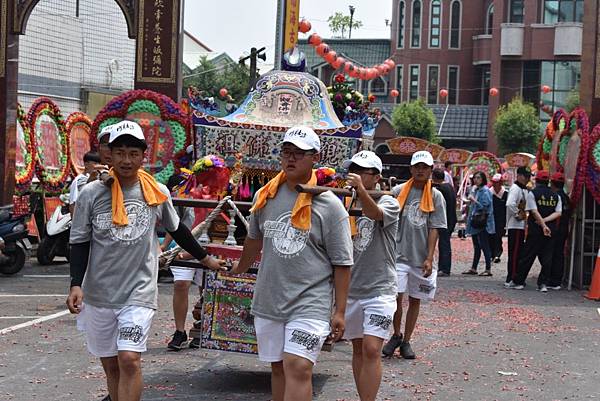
[184, 0, 393, 66]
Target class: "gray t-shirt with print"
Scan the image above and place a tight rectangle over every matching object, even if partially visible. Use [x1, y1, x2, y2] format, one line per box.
[349, 195, 399, 299]
[70, 180, 180, 310]
[248, 185, 354, 323]
[392, 184, 447, 268]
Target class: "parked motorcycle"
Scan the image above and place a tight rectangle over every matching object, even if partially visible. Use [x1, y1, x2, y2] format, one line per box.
[37, 194, 71, 265]
[0, 204, 31, 275]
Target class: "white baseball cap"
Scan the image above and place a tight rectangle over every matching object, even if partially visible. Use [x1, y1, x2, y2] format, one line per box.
[410, 150, 434, 166]
[280, 126, 321, 152]
[97, 124, 114, 142]
[108, 120, 146, 144]
[492, 173, 502, 182]
[342, 150, 383, 173]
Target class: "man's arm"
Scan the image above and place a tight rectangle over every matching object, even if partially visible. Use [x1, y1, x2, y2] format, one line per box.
[330, 265, 351, 341]
[543, 197, 562, 223]
[422, 228, 439, 277]
[345, 173, 383, 221]
[230, 237, 263, 274]
[167, 223, 226, 271]
[160, 232, 174, 251]
[506, 187, 519, 215]
[66, 242, 90, 314]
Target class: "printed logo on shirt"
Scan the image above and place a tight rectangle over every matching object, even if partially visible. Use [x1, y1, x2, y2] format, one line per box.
[264, 212, 309, 259]
[406, 199, 427, 228]
[94, 199, 151, 244]
[368, 313, 392, 330]
[353, 217, 375, 253]
[418, 283, 434, 293]
[119, 325, 143, 343]
[289, 329, 321, 351]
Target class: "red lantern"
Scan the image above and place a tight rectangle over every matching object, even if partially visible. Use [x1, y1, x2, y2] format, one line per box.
[325, 51, 337, 64]
[219, 88, 228, 98]
[344, 62, 355, 74]
[376, 65, 387, 75]
[333, 56, 346, 69]
[382, 64, 390, 75]
[368, 94, 376, 103]
[308, 33, 322, 46]
[489, 87, 499, 97]
[439, 89, 449, 98]
[390, 89, 399, 98]
[385, 59, 396, 69]
[349, 68, 359, 78]
[542, 85, 552, 94]
[299, 19, 312, 34]
[316, 43, 329, 56]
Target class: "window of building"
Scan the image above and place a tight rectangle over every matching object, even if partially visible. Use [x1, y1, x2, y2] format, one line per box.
[486, 4, 494, 35]
[522, 61, 541, 105]
[480, 65, 491, 105]
[369, 77, 387, 95]
[449, 0, 461, 49]
[539, 60, 580, 125]
[448, 66, 459, 104]
[543, 0, 584, 23]
[409, 65, 420, 100]
[429, 0, 442, 48]
[411, 0, 422, 48]
[427, 65, 440, 104]
[509, 0, 524, 23]
[397, 1, 405, 48]
[396, 65, 404, 103]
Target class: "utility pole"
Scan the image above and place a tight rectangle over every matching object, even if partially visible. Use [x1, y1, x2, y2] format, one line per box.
[349, 5, 355, 39]
[239, 47, 267, 92]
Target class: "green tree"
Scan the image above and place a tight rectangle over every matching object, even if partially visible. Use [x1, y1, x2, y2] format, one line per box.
[565, 89, 580, 112]
[391, 99, 438, 142]
[328, 12, 363, 38]
[494, 97, 541, 156]
[183, 56, 250, 102]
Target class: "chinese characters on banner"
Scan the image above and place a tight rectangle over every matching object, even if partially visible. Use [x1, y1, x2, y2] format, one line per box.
[283, 0, 300, 53]
[136, 0, 178, 83]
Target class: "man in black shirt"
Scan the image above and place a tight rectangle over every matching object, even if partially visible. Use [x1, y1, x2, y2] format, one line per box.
[548, 172, 570, 290]
[490, 174, 508, 263]
[432, 169, 457, 276]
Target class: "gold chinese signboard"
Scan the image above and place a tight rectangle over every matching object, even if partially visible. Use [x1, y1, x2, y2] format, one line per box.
[136, 0, 179, 83]
[283, 0, 300, 53]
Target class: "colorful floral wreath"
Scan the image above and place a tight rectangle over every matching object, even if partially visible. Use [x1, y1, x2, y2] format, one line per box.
[316, 167, 338, 187]
[66, 112, 93, 176]
[565, 108, 589, 204]
[467, 151, 502, 179]
[28, 98, 70, 193]
[91, 90, 191, 184]
[585, 122, 600, 204]
[536, 109, 567, 171]
[178, 155, 230, 197]
[15, 103, 36, 194]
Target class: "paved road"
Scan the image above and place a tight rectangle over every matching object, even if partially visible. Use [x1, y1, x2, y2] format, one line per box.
[1, 239, 599, 401]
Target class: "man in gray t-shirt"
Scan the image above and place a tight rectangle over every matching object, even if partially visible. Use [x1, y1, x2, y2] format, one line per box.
[342, 151, 399, 401]
[66, 121, 225, 401]
[231, 126, 353, 401]
[382, 151, 447, 361]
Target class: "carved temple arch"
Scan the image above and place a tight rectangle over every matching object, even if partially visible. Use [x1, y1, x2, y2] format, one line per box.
[12, 0, 137, 38]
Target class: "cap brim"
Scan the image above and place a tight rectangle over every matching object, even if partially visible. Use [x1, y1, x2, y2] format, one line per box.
[410, 161, 434, 166]
[279, 139, 316, 151]
[344, 158, 382, 173]
[98, 131, 110, 141]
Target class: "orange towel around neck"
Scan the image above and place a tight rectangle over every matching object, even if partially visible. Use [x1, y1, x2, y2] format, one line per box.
[396, 178, 435, 213]
[344, 197, 359, 237]
[110, 169, 168, 226]
[250, 170, 317, 230]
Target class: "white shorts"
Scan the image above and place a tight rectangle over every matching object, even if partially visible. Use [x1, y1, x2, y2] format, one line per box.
[396, 262, 438, 301]
[254, 317, 330, 364]
[343, 295, 397, 340]
[76, 303, 155, 358]
[171, 266, 204, 285]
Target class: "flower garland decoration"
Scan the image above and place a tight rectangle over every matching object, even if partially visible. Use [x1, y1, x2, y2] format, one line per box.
[15, 103, 37, 194]
[177, 155, 231, 198]
[536, 109, 567, 171]
[66, 112, 93, 176]
[568, 107, 590, 205]
[328, 74, 382, 130]
[28, 97, 70, 194]
[585, 122, 600, 204]
[316, 167, 338, 187]
[91, 90, 191, 184]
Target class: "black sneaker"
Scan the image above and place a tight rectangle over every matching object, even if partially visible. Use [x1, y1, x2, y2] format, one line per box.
[167, 330, 188, 351]
[399, 341, 416, 359]
[382, 333, 403, 356]
[189, 337, 200, 349]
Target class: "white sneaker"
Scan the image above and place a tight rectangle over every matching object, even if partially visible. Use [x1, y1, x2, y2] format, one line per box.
[548, 285, 561, 290]
[538, 285, 548, 293]
[513, 284, 525, 290]
[504, 281, 514, 288]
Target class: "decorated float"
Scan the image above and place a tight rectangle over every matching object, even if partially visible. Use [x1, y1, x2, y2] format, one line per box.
[66, 112, 93, 176]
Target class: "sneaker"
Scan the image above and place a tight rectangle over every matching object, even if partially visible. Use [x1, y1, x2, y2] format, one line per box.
[512, 284, 525, 290]
[538, 284, 548, 293]
[189, 337, 200, 349]
[382, 333, 403, 356]
[503, 281, 515, 288]
[493, 257, 501, 263]
[399, 341, 416, 359]
[167, 330, 188, 351]
[438, 271, 450, 277]
[548, 285, 561, 290]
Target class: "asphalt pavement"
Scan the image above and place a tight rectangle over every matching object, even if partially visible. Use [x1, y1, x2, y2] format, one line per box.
[0, 238, 598, 401]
